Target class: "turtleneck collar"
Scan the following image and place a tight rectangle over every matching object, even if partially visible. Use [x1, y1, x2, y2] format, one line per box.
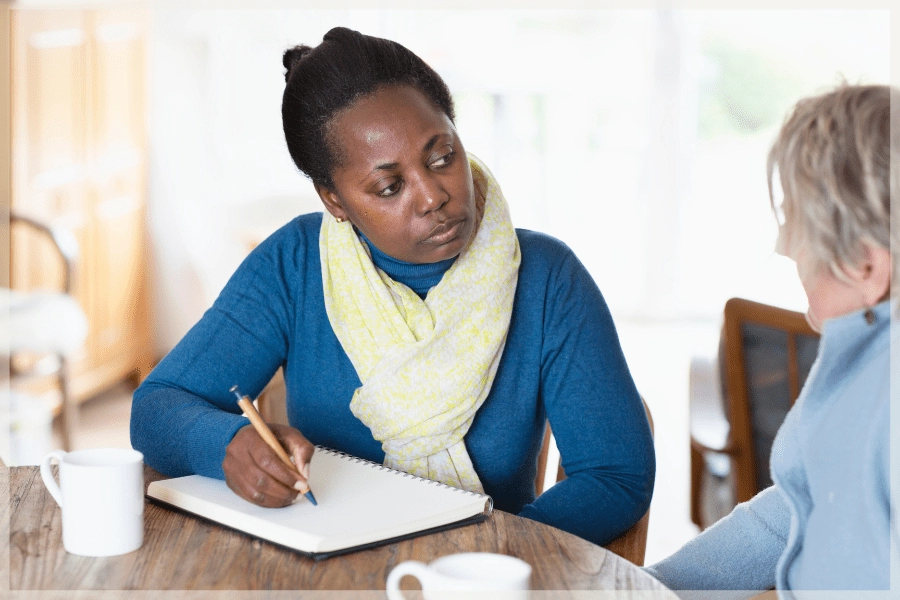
[807, 299, 893, 395]
[357, 229, 456, 299]
[818, 299, 892, 343]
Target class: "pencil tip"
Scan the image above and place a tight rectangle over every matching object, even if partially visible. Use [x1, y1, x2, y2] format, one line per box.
[306, 491, 318, 506]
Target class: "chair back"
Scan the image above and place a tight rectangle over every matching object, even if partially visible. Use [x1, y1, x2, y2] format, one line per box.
[258, 368, 289, 425]
[722, 298, 819, 503]
[536, 397, 653, 565]
[10, 212, 79, 294]
[7, 212, 84, 452]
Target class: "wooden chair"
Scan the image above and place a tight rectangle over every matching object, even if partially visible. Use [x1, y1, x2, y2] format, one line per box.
[690, 298, 819, 529]
[536, 397, 653, 566]
[259, 375, 654, 564]
[7, 212, 85, 451]
[258, 367, 288, 425]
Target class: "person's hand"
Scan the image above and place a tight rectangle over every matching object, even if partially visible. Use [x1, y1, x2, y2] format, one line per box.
[223, 423, 315, 508]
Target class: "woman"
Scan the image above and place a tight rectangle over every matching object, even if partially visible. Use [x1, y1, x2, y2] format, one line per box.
[130, 27, 654, 547]
[646, 85, 898, 595]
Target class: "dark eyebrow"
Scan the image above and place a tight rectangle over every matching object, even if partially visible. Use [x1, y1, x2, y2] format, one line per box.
[422, 134, 441, 153]
[363, 134, 450, 183]
[372, 161, 399, 172]
[372, 134, 442, 171]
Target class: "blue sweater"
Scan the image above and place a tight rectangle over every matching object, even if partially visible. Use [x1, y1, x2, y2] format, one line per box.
[646, 301, 898, 597]
[131, 212, 655, 546]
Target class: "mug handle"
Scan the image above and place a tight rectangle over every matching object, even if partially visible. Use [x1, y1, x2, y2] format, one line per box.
[40, 450, 67, 507]
[386, 560, 431, 600]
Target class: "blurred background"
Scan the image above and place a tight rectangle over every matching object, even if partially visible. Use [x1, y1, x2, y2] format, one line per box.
[1, 6, 889, 563]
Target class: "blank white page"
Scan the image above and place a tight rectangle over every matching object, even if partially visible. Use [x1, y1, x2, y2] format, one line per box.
[147, 447, 492, 555]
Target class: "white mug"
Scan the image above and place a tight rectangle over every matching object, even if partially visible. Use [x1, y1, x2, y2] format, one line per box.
[387, 552, 531, 600]
[40, 447, 145, 557]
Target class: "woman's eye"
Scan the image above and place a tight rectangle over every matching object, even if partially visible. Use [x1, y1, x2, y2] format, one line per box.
[429, 150, 455, 168]
[376, 181, 402, 197]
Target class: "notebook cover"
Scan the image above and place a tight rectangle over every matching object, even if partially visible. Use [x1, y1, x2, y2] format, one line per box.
[145, 446, 493, 559]
[146, 495, 489, 560]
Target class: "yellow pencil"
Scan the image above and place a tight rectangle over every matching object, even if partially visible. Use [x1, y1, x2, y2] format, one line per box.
[230, 385, 317, 506]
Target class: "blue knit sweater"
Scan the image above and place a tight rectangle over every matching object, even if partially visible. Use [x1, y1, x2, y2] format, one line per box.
[645, 301, 897, 597]
[131, 212, 655, 546]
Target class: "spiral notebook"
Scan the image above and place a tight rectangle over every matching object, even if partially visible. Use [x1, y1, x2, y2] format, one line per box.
[146, 447, 493, 559]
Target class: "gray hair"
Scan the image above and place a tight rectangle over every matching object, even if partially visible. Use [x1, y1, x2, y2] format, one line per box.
[767, 84, 898, 302]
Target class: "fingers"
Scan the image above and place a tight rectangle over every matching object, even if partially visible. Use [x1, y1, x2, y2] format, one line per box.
[240, 461, 297, 507]
[251, 445, 304, 493]
[272, 424, 315, 481]
[226, 466, 297, 508]
[223, 425, 301, 508]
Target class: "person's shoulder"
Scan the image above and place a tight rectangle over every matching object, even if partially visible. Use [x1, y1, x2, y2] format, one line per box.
[294, 211, 326, 232]
[262, 212, 323, 243]
[513, 228, 602, 306]
[231, 212, 323, 295]
[252, 212, 323, 256]
[516, 228, 576, 264]
[515, 228, 585, 281]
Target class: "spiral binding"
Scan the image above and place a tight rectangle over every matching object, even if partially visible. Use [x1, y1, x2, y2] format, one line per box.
[315, 445, 494, 510]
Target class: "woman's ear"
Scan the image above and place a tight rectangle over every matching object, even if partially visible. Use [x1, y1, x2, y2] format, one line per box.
[845, 242, 892, 305]
[315, 184, 349, 223]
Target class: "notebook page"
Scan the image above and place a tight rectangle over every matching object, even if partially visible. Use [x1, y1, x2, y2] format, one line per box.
[147, 447, 491, 554]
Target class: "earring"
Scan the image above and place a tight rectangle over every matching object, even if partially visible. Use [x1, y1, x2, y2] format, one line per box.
[335, 217, 344, 223]
[864, 308, 875, 325]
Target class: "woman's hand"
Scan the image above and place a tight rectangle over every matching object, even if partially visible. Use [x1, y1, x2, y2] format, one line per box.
[223, 423, 315, 508]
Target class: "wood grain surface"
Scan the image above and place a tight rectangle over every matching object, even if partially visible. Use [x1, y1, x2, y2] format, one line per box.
[8, 465, 675, 597]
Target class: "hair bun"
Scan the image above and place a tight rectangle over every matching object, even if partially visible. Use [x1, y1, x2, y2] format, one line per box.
[283, 45, 313, 82]
[323, 26, 358, 43]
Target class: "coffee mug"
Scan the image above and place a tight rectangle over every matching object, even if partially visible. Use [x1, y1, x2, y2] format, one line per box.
[386, 552, 531, 600]
[41, 447, 145, 557]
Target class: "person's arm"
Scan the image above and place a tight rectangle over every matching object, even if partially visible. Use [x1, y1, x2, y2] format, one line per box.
[130, 228, 297, 480]
[644, 485, 790, 598]
[517, 244, 656, 546]
[889, 326, 900, 581]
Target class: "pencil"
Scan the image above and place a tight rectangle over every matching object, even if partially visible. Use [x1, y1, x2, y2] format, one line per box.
[230, 385, 318, 506]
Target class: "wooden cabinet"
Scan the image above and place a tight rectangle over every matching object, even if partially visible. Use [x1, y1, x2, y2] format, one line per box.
[10, 8, 153, 402]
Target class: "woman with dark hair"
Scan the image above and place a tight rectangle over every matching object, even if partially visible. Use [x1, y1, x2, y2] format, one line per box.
[131, 27, 655, 547]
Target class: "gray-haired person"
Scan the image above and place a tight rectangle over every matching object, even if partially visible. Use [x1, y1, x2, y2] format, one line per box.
[646, 84, 899, 597]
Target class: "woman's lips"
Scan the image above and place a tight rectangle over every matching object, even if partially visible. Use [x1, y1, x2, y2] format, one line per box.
[424, 219, 465, 245]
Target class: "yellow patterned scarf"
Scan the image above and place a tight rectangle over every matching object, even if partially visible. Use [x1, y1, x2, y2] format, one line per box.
[319, 155, 520, 492]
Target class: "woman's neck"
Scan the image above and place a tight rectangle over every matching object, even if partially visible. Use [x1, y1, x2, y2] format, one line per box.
[357, 229, 456, 299]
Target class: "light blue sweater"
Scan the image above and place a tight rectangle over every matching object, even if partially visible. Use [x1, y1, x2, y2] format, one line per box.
[646, 301, 898, 598]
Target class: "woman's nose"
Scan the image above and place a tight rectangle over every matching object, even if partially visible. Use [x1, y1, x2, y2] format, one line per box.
[412, 171, 450, 215]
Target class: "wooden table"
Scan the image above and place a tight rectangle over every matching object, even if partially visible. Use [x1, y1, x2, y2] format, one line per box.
[6, 466, 676, 598]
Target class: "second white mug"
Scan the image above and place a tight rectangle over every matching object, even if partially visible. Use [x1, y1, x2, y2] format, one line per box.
[386, 552, 531, 600]
[40, 447, 145, 557]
